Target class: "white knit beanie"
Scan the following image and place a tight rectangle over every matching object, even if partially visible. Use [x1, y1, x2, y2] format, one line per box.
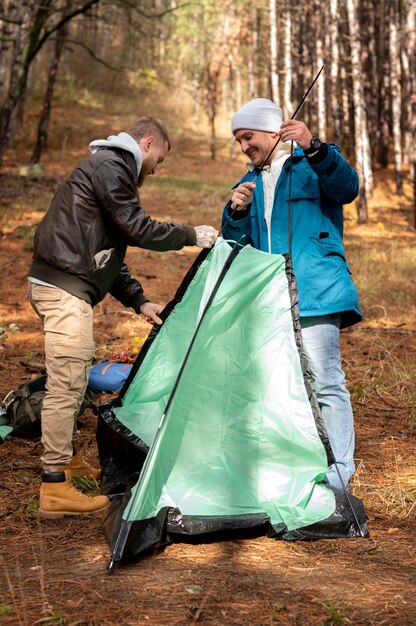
[231, 98, 283, 134]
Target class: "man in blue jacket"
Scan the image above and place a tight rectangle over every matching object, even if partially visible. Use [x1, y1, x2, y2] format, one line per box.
[221, 98, 363, 491]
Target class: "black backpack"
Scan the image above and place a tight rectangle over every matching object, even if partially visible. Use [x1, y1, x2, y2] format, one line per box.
[2, 375, 100, 439]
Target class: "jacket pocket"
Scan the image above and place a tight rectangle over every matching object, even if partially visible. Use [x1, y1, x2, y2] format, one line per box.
[309, 236, 351, 272]
[287, 163, 321, 200]
[94, 248, 115, 270]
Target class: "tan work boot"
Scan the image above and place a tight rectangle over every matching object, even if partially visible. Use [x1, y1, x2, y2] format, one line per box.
[66, 454, 101, 481]
[38, 471, 109, 519]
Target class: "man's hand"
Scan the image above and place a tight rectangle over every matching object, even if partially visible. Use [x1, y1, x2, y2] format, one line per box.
[231, 181, 256, 211]
[279, 120, 313, 150]
[194, 225, 218, 248]
[140, 301, 163, 325]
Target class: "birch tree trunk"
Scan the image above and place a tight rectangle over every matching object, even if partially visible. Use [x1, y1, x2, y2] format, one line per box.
[346, 0, 373, 222]
[248, 9, 259, 99]
[191, 31, 200, 118]
[388, 0, 403, 195]
[329, 0, 340, 139]
[282, 0, 292, 118]
[296, 11, 309, 125]
[314, 1, 326, 139]
[364, 0, 380, 166]
[269, 0, 279, 103]
[404, 1, 416, 225]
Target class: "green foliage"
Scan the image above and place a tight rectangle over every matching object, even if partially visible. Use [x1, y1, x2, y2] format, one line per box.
[78, 88, 105, 110]
[0, 605, 14, 616]
[17, 163, 45, 178]
[0, 323, 20, 339]
[33, 611, 67, 624]
[271, 601, 284, 612]
[72, 476, 100, 496]
[320, 602, 344, 625]
[15, 224, 36, 250]
[134, 68, 159, 90]
[24, 351, 41, 361]
[26, 500, 39, 518]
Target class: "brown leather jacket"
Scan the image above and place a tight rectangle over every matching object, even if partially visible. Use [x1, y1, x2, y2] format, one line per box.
[30, 147, 196, 310]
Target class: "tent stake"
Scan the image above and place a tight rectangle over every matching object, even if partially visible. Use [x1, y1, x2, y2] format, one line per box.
[334, 463, 367, 537]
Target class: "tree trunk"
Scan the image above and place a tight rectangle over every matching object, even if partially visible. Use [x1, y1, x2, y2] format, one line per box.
[376, 2, 390, 168]
[0, 2, 33, 158]
[404, 1, 416, 226]
[364, 0, 380, 166]
[204, 60, 221, 161]
[208, 104, 216, 161]
[282, 0, 292, 118]
[248, 9, 259, 99]
[313, 1, 326, 139]
[346, 0, 373, 222]
[0, 0, 100, 166]
[389, 0, 403, 195]
[0, 0, 20, 103]
[31, 23, 68, 164]
[269, 0, 278, 103]
[329, 0, 340, 140]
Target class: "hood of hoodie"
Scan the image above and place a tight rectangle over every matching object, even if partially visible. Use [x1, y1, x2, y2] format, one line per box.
[89, 132, 142, 180]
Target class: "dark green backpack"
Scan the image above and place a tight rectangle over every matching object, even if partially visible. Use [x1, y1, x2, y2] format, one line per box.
[2, 375, 100, 439]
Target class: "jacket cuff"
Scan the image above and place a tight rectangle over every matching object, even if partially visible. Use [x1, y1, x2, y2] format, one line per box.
[226, 201, 251, 220]
[131, 293, 149, 313]
[183, 225, 197, 246]
[305, 142, 328, 165]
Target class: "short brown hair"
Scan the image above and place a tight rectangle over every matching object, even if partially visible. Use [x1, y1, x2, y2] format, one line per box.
[126, 116, 171, 150]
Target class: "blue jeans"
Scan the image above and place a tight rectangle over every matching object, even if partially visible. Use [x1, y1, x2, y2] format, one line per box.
[300, 314, 355, 490]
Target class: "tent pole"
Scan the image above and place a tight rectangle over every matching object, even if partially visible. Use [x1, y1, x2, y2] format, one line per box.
[220, 65, 325, 237]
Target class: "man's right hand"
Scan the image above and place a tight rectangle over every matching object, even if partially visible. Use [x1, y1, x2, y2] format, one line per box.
[194, 225, 218, 248]
[230, 181, 256, 210]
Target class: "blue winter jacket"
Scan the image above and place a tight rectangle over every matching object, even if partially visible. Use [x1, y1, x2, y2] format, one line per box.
[221, 143, 363, 328]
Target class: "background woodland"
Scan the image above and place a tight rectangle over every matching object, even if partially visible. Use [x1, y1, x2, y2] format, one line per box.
[0, 0, 415, 225]
[0, 3, 415, 624]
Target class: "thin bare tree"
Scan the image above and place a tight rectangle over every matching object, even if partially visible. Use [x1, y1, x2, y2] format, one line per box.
[346, 0, 373, 222]
[31, 21, 68, 164]
[389, 0, 403, 195]
[269, 0, 278, 103]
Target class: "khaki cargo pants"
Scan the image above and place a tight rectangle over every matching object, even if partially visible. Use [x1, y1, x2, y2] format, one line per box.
[28, 283, 95, 470]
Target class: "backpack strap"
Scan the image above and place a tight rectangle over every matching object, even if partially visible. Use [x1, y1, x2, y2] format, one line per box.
[11, 387, 39, 424]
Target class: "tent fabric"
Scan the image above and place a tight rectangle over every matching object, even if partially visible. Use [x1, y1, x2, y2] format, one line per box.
[98, 239, 368, 566]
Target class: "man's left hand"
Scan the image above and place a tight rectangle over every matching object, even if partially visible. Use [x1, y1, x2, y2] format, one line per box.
[194, 225, 218, 248]
[279, 120, 313, 150]
[140, 301, 163, 325]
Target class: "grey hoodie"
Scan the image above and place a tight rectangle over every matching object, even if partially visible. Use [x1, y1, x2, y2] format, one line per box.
[89, 132, 143, 180]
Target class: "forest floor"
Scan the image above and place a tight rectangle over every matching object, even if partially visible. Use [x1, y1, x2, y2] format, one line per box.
[0, 98, 415, 625]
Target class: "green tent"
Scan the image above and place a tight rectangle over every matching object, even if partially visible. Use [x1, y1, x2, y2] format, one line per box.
[98, 240, 367, 568]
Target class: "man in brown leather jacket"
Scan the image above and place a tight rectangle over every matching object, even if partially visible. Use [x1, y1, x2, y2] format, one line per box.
[28, 116, 218, 519]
